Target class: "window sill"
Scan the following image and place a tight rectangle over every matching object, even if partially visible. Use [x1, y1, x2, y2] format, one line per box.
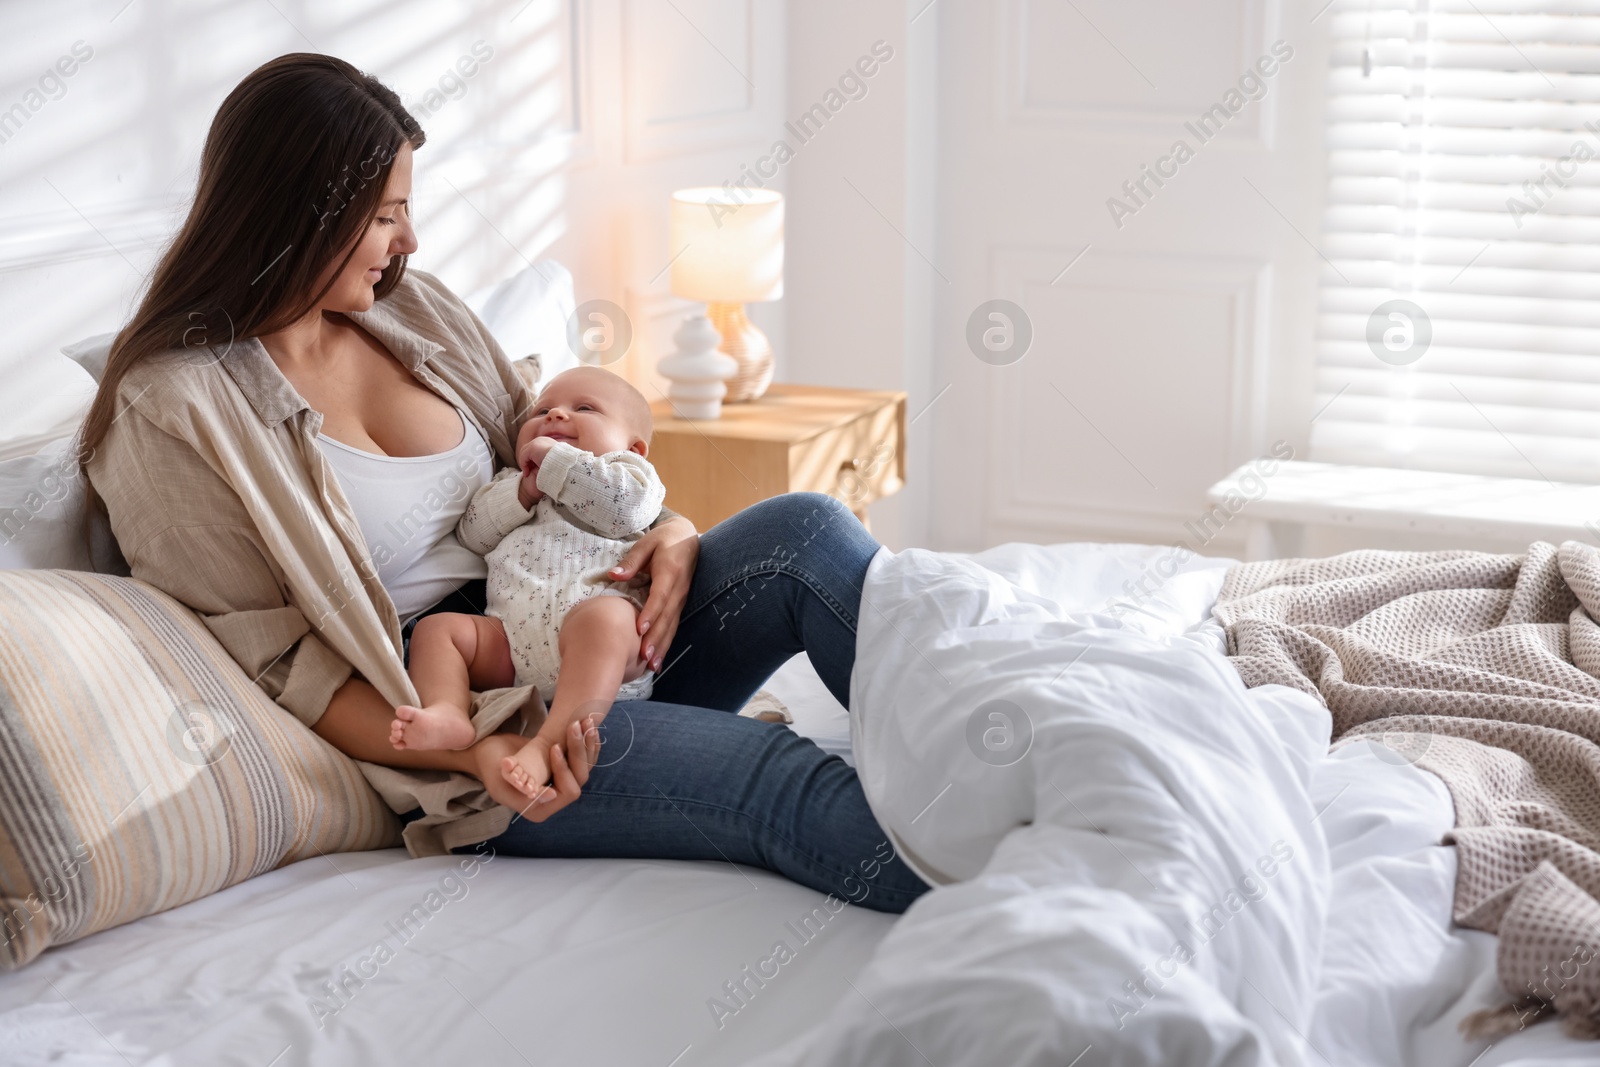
[1205, 461, 1600, 560]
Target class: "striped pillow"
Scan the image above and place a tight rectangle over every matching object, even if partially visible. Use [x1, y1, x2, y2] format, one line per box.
[0, 570, 400, 969]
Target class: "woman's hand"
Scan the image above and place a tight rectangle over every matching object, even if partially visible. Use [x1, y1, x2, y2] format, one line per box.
[470, 715, 601, 821]
[521, 715, 602, 823]
[610, 515, 699, 672]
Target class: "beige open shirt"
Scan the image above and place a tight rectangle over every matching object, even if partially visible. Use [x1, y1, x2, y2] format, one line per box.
[88, 269, 654, 856]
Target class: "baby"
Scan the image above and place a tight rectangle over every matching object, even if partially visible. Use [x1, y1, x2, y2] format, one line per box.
[390, 366, 664, 802]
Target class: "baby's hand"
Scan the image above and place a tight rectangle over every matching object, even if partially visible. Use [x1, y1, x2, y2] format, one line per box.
[516, 437, 559, 509]
[518, 463, 544, 509]
[522, 436, 558, 470]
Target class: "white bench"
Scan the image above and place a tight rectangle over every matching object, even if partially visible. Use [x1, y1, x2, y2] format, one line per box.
[1205, 460, 1600, 560]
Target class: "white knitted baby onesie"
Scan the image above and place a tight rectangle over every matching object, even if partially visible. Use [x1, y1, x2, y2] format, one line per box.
[457, 442, 666, 700]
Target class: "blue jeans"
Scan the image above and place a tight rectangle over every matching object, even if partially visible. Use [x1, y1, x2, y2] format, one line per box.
[461, 493, 930, 914]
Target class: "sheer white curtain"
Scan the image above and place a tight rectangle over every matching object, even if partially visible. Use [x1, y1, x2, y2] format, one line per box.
[1312, 0, 1600, 484]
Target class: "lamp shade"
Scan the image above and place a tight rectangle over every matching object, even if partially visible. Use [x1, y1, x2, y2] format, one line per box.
[669, 187, 784, 303]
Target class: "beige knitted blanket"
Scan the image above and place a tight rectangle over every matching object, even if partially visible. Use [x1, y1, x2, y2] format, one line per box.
[1214, 541, 1600, 1040]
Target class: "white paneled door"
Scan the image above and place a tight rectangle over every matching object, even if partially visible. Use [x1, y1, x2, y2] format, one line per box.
[928, 0, 1332, 555]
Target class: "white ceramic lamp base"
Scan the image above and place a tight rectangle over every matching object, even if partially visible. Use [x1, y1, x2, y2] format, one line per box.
[658, 315, 739, 419]
[706, 302, 774, 402]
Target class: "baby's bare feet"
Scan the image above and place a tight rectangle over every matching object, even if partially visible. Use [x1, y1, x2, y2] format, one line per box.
[501, 741, 553, 801]
[390, 704, 476, 751]
[470, 735, 544, 813]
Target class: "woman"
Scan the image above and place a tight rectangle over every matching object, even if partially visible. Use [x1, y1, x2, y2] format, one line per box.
[82, 54, 928, 912]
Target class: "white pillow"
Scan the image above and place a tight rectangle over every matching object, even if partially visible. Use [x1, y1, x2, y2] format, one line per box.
[0, 438, 123, 573]
[61, 331, 117, 383]
[465, 260, 579, 393]
[25, 263, 573, 573]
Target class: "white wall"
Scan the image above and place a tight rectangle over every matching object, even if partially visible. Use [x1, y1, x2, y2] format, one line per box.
[784, 0, 939, 551]
[787, 0, 1335, 556]
[0, 0, 787, 448]
[925, 0, 1332, 557]
[2, 1, 1340, 557]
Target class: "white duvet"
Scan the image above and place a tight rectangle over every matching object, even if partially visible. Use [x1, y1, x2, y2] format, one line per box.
[753, 544, 1336, 1067]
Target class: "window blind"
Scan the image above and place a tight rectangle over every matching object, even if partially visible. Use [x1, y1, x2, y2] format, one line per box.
[1312, 0, 1600, 484]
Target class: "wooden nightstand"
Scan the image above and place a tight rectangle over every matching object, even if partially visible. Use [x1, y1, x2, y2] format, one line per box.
[648, 384, 907, 531]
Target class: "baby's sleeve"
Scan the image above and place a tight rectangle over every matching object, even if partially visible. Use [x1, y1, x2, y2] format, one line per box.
[457, 468, 534, 555]
[535, 442, 666, 538]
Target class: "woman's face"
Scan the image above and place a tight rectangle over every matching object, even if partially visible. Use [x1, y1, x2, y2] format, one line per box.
[321, 141, 418, 314]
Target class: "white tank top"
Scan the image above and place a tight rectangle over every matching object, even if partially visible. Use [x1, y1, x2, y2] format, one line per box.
[316, 409, 495, 621]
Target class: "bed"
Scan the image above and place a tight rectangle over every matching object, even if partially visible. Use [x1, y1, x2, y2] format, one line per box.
[0, 270, 1591, 1067]
[0, 541, 1588, 1066]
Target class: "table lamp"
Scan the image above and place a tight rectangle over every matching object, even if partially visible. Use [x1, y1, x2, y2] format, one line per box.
[669, 187, 784, 402]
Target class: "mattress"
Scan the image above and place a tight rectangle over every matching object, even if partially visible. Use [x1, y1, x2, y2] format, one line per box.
[0, 542, 1589, 1066]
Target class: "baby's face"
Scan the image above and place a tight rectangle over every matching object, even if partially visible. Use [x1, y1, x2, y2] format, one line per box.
[519, 369, 647, 463]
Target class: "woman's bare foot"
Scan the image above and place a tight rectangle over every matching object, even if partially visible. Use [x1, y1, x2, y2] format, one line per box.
[501, 740, 553, 801]
[390, 704, 476, 751]
[471, 734, 547, 813]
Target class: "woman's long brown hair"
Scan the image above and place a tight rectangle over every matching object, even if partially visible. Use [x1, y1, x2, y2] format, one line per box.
[77, 52, 425, 468]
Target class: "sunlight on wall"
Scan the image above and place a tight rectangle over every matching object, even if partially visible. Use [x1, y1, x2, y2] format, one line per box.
[1, 0, 791, 453]
[411, 0, 575, 297]
[0, 0, 576, 447]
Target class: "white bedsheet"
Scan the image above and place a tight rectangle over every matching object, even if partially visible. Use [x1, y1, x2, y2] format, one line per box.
[0, 542, 1589, 1066]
